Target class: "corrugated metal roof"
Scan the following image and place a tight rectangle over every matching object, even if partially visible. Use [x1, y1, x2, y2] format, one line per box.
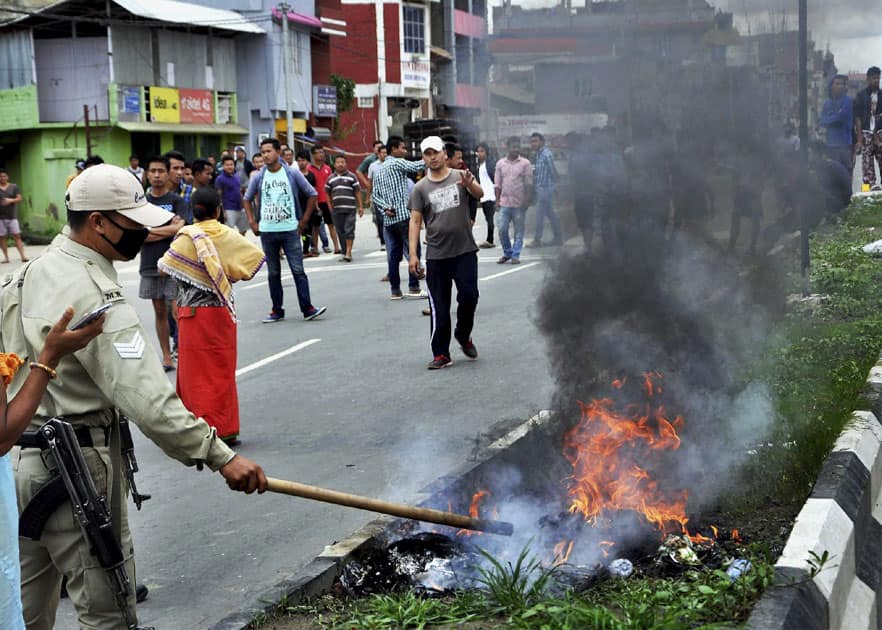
[113, 0, 264, 34]
[0, 0, 264, 33]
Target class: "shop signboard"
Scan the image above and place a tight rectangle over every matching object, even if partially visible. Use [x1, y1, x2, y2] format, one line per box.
[121, 86, 141, 114]
[401, 59, 430, 90]
[313, 85, 337, 118]
[149, 86, 180, 123]
[179, 88, 214, 123]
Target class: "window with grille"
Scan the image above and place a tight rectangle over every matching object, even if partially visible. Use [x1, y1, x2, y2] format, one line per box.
[402, 6, 425, 55]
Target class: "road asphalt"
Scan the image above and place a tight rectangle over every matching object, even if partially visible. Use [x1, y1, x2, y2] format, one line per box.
[51, 214, 558, 628]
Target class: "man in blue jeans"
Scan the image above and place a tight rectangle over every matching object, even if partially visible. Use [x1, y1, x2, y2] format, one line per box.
[527, 131, 562, 247]
[494, 136, 534, 264]
[370, 135, 427, 300]
[244, 138, 327, 323]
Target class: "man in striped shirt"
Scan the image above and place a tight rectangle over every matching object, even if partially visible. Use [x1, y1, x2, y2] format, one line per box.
[326, 155, 363, 262]
[370, 136, 427, 299]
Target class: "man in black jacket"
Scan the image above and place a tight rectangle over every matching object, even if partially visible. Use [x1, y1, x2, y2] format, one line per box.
[854, 66, 882, 189]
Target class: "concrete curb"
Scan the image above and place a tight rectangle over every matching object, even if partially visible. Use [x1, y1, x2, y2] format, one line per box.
[748, 355, 882, 630]
[208, 410, 553, 630]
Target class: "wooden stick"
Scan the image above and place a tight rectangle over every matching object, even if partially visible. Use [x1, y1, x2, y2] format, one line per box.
[266, 477, 514, 536]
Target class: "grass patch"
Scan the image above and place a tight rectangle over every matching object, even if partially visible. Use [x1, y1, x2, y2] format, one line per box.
[733, 198, 882, 511]
[269, 544, 776, 629]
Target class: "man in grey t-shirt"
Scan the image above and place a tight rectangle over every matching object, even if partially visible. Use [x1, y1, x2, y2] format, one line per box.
[408, 137, 484, 369]
[0, 169, 27, 263]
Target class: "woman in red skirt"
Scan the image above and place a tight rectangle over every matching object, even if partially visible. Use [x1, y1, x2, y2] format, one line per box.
[159, 188, 265, 446]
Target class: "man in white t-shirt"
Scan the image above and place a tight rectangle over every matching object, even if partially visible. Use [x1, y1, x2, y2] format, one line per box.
[126, 154, 144, 185]
[475, 142, 497, 248]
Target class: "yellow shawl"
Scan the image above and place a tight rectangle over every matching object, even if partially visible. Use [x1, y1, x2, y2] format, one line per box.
[158, 220, 265, 320]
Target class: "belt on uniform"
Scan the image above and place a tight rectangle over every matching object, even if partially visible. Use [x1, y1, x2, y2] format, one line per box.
[17, 425, 110, 450]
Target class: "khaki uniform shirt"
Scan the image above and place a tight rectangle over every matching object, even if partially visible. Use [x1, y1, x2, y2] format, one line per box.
[0, 234, 234, 471]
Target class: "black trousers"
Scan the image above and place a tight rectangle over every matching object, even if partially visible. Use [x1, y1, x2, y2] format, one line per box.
[482, 201, 496, 243]
[426, 251, 479, 358]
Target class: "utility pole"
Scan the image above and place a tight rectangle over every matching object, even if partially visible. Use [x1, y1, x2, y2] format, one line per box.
[83, 104, 93, 158]
[375, 0, 388, 142]
[798, 0, 810, 295]
[280, 3, 294, 146]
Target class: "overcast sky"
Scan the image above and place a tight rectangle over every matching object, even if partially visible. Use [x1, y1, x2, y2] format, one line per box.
[715, 0, 880, 73]
[491, 0, 880, 75]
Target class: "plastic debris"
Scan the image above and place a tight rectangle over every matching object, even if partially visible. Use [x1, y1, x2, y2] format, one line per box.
[608, 558, 634, 578]
[657, 534, 702, 566]
[863, 239, 882, 256]
[726, 558, 752, 581]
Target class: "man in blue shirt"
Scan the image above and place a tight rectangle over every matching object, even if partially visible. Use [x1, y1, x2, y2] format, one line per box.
[819, 74, 855, 174]
[216, 156, 247, 234]
[527, 132, 562, 248]
[244, 139, 327, 323]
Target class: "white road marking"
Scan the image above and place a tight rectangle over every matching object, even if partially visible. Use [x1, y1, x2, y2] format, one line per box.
[235, 257, 545, 293]
[235, 339, 321, 377]
[480, 262, 539, 282]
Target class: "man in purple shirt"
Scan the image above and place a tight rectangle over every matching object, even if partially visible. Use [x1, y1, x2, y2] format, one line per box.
[216, 155, 247, 234]
[494, 136, 534, 264]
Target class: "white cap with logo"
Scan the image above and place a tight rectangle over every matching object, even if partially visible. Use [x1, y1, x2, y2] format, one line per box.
[419, 136, 445, 154]
[65, 164, 172, 227]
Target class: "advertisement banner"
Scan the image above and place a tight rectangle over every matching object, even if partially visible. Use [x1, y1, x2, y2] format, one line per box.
[401, 60, 430, 90]
[313, 85, 337, 118]
[149, 86, 180, 123]
[121, 86, 141, 114]
[179, 88, 214, 124]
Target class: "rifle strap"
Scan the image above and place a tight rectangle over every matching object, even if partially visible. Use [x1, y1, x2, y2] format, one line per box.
[108, 412, 123, 544]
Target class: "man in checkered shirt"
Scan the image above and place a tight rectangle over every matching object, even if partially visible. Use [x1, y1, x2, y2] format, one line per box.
[370, 136, 427, 299]
[528, 132, 562, 247]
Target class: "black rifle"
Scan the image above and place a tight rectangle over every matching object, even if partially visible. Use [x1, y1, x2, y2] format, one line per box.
[119, 416, 151, 510]
[17, 419, 149, 630]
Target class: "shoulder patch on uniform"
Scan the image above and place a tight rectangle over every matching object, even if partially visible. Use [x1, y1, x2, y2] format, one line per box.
[113, 332, 145, 359]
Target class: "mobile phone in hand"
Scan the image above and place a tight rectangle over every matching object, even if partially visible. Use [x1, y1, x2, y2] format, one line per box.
[70, 303, 115, 330]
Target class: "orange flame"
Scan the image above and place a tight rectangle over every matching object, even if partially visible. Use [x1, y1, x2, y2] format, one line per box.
[457, 490, 491, 537]
[710, 525, 719, 538]
[599, 540, 616, 558]
[564, 373, 690, 535]
[552, 539, 575, 564]
[731, 528, 741, 542]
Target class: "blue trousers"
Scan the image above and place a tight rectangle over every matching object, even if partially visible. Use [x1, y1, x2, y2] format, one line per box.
[260, 230, 313, 316]
[384, 220, 421, 294]
[533, 184, 561, 243]
[498, 206, 526, 259]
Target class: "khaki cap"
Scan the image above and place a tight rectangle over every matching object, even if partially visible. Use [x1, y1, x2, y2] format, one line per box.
[65, 164, 172, 227]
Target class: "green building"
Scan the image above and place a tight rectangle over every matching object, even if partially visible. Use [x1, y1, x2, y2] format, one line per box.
[0, 0, 262, 237]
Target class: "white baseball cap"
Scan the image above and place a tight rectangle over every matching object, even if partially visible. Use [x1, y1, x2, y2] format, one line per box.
[420, 136, 445, 154]
[65, 164, 171, 227]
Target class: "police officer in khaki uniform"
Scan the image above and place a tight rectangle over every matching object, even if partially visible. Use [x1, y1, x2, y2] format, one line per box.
[2, 164, 267, 629]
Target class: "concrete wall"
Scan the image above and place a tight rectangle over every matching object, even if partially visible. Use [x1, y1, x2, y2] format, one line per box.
[9, 126, 130, 235]
[0, 86, 39, 132]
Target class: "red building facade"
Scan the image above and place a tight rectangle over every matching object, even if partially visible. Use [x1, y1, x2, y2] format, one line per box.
[312, 0, 434, 156]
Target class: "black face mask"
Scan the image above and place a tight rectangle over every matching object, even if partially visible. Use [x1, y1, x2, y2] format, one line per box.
[100, 214, 148, 260]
